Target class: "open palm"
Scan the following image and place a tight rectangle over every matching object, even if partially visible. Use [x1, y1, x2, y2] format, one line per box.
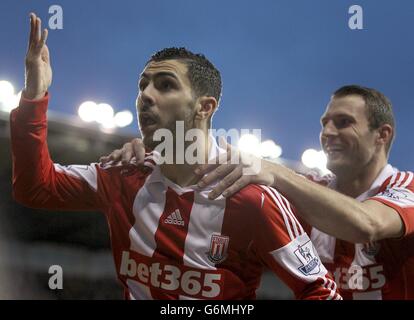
[24, 13, 52, 100]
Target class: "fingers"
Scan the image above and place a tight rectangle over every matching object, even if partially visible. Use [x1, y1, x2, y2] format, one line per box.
[99, 149, 122, 166]
[218, 136, 237, 154]
[121, 143, 133, 165]
[29, 13, 36, 47]
[195, 152, 230, 176]
[40, 28, 48, 46]
[132, 138, 146, 165]
[198, 163, 238, 188]
[35, 17, 41, 43]
[195, 162, 219, 177]
[210, 177, 250, 200]
[208, 166, 244, 199]
[28, 13, 47, 51]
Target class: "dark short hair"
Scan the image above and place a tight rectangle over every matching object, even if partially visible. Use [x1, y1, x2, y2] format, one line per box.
[333, 85, 395, 154]
[147, 47, 222, 104]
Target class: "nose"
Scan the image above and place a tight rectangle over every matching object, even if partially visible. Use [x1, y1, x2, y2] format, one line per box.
[138, 84, 155, 112]
[321, 120, 338, 138]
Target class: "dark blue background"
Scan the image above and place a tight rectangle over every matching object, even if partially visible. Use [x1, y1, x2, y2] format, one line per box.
[1, 0, 413, 169]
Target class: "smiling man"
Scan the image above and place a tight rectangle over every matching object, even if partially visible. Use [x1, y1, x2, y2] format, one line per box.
[195, 85, 414, 300]
[10, 13, 341, 300]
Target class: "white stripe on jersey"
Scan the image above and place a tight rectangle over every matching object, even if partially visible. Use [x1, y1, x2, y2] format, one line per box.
[271, 188, 301, 237]
[261, 186, 297, 240]
[395, 172, 406, 188]
[327, 278, 337, 300]
[183, 191, 226, 269]
[352, 243, 377, 267]
[321, 270, 342, 300]
[310, 229, 336, 264]
[54, 163, 98, 191]
[400, 172, 413, 189]
[388, 172, 399, 188]
[130, 173, 167, 257]
[282, 196, 305, 235]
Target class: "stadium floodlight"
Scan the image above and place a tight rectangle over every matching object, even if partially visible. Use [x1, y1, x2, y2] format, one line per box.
[0, 80, 20, 112]
[302, 149, 319, 169]
[114, 110, 134, 128]
[0, 80, 14, 101]
[95, 103, 114, 126]
[78, 101, 98, 122]
[301, 148, 330, 173]
[238, 134, 261, 157]
[260, 140, 282, 159]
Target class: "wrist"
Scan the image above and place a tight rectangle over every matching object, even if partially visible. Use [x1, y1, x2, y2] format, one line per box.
[22, 88, 46, 100]
[269, 162, 293, 188]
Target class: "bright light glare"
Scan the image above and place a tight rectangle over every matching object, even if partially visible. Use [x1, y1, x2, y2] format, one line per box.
[302, 149, 329, 173]
[260, 140, 282, 158]
[0, 81, 20, 112]
[238, 134, 261, 156]
[0, 81, 15, 102]
[114, 110, 134, 127]
[95, 103, 114, 125]
[78, 101, 98, 122]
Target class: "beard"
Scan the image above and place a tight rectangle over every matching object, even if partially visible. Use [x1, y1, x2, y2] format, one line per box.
[141, 108, 196, 153]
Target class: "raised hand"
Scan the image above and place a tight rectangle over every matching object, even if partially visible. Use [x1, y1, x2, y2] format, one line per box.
[23, 13, 52, 100]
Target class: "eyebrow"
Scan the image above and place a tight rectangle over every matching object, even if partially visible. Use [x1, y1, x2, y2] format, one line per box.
[320, 113, 354, 123]
[140, 71, 179, 81]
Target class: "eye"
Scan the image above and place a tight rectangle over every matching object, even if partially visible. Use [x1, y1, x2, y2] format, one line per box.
[336, 118, 352, 129]
[159, 80, 173, 91]
[138, 80, 148, 91]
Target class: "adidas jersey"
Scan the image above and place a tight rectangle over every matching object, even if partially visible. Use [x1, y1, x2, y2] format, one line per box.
[10, 94, 341, 300]
[309, 165, 414, 300]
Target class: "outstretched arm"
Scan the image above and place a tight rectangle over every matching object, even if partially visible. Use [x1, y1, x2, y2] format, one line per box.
[195, 142, 406, 243]
[11, 13, 105, 211]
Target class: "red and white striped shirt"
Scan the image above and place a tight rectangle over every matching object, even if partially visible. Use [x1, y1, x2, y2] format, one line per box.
[11, 94, 341, 300]
[309, 166, 414, 299]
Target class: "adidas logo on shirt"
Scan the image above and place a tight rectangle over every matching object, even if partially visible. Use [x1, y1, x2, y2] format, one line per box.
[164, 209, 185, 226]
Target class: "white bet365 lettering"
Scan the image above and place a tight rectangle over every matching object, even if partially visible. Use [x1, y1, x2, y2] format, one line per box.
[120, 251, 222, 298]
[369, 265, 386, 289]
[182, 271, 202, 295]
[202, 274, 221, 298]
[160, 265, 181, 291]
[334, 265, 385, 291]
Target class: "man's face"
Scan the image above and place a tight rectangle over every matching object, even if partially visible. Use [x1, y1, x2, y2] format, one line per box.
[320, 95, 379, 176]
[136, 59, 196, 150]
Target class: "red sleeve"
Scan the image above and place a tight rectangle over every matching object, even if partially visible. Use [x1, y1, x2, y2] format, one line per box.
[10, 93, 107, 211]
[369, 171, 414, 237]
[252, 185, 342, 300]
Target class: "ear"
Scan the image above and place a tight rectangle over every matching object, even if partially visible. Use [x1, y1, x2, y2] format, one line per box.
[377, 124, 393, 148]
[195, 96, 218, 121]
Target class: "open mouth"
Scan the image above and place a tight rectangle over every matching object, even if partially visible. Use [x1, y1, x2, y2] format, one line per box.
[139, 113, 158, 129]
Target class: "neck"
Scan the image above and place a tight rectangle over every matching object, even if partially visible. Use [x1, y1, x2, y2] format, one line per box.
[335, 155, 388, 198]
[160, 133, 211, 187]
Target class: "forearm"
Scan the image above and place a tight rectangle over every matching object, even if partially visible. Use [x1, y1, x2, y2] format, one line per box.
[270, 164, 379, 243]
[11, 94, 52, 203]
[11, 93, 102, 211]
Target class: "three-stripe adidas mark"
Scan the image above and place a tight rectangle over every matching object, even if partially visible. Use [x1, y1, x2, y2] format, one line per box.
[164, 209, 185, 226]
